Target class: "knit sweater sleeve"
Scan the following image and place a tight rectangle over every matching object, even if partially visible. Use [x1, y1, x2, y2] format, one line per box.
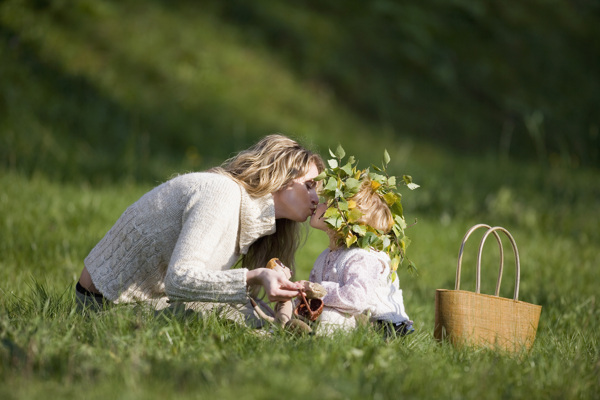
[164, 179, 248, 303]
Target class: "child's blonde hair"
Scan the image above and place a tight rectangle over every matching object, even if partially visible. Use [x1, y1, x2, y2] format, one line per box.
[327, 178, 394, 249]
[352, 178, 394, 233]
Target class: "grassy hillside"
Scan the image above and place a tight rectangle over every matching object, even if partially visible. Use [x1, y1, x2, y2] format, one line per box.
[1, 0, 377, 183]
[2, 0, 599, 184]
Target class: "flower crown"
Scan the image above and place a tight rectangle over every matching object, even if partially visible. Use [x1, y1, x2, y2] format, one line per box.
[313, 145, 419, 278]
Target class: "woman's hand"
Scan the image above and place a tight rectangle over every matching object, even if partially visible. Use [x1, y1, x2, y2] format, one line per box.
[246, 268, 303, 302]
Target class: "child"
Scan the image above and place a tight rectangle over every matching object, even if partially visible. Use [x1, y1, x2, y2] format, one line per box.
[306, 149, 417, 336]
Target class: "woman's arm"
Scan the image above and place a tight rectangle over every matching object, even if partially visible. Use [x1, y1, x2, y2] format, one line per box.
[164, 178, 301, 303]
[164, 180, 249, 303]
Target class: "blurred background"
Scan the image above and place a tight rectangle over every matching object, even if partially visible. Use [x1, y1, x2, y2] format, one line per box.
[2, 0, 599, 183]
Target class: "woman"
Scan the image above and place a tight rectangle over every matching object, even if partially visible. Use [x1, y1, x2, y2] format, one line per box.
[76, 134, 324, 325]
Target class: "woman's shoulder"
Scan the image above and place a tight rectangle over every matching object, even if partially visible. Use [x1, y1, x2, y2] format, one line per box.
[172, 171, 236, 186]
[167, 172, 240, 195]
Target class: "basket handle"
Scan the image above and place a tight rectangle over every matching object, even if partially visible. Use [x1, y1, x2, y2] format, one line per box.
[477, 226, 520, 301]
[456, 224, 505, 296]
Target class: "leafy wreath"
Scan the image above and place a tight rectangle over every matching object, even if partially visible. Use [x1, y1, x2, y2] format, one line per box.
[314, 145, 419, 278]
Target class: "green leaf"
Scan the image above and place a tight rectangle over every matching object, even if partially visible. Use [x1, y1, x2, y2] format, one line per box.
[324, 207, 340, 219]
[351, 224, 367, 236]
[362, 232, 378, 245]
[371, 235, 384, 248]
[394, 215, 407, 230]
[334, 144, 346, 160]
[345, 233, 357, 247]
[369, 172, 386, 183]
[383, 192, 398, 206]
[381, 235, 391, 249]
[407, 259, 418, 275]
[343, 189, 360, 199]
[325, 217, 343, 229]
[329, 148, 337, 158]
[347, 208, 363, 223]
[340, 162, 353, 177]
[345, 177, 360, 190]
[403, 236, 412, 249]
[328, 159, 338, 169]
[387, 176, 396, 187]
[390, 256, 400, 272]
[337, 199, 349, 211]
[390, 201, 404, 217]
[392, 224, 404, 238]
[407, 183, 420, 190]
[357, 236, 368, 249]
[313, 171, 327, 181]
[383, 149, 391, 165]
[324, 177, 338, 191]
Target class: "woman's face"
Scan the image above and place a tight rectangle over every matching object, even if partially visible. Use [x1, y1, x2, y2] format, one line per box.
[272, 162, 320, 222]
[309, 202, 330, 231]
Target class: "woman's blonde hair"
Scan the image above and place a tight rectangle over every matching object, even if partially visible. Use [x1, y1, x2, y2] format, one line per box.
[212, 134, 324, 271]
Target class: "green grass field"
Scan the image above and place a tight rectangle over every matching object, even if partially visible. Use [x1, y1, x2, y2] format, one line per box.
[1, 1, 599, 399]
[1, 154, 598, 399]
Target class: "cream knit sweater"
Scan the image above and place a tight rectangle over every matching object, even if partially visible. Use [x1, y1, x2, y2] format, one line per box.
[84, 172, 276, 309]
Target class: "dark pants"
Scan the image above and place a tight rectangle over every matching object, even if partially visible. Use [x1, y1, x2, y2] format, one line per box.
[75, 282, 110, 311]
[376, 320, 415, 338]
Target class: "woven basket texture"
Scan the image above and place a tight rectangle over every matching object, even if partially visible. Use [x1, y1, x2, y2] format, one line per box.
[434, 224, 542, 352]
[435, 289, 542, 351]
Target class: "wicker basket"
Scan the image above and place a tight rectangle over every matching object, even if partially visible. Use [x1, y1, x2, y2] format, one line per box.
[434, 224, 542, 351]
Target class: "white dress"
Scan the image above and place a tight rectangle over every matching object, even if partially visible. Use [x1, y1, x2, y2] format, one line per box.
[309, 247, 410, 333]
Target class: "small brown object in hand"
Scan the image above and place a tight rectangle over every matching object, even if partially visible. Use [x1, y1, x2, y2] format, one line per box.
[294, 290, 324, 322]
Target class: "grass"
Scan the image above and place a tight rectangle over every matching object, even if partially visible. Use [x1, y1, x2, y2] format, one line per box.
[1, 154, 599, 399]
[1, 280, 597, 400]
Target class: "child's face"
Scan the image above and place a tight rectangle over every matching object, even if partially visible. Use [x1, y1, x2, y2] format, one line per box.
[309, 202, 331, 232]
